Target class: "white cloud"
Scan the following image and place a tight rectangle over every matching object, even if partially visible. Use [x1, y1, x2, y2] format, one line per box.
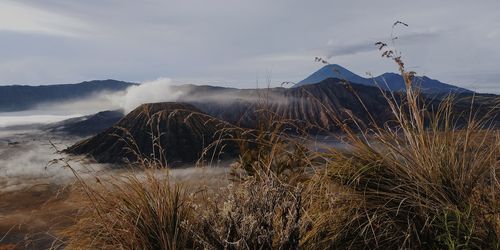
[120, 78, 184, 112]
[0, 1, 90, 37]
[0, 113, 81, 127]
[0, 131, 106, 191]
[33, 77, 183, 115]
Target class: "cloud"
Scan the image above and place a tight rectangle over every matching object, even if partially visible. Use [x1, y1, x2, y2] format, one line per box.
[0, 1, 90, 37]
[324, 42, 375, 58]
[120, 78, 184, 112]
[0, 113, 81, 128]
[33, 77, 183, 115]
[0, 128, 230, 192]
[323, 30, 442, 58]
[0, 132, 104, 191]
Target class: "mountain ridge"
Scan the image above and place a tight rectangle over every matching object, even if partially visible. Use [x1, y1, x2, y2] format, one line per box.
[294, 64, 472, 94]
[0, 79, 136, 112]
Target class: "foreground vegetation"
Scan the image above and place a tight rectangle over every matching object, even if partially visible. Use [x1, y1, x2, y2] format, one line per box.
[60, 46, 499, 249]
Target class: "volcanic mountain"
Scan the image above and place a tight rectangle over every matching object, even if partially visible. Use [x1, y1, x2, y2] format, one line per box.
[178, 79, 399, 131]
[293, 64, 472, 94]
[65, 103, 238, 165]
[176, 78, 497, 131]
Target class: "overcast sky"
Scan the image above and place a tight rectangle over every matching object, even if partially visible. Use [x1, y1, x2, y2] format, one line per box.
[0, 0, 499, 93]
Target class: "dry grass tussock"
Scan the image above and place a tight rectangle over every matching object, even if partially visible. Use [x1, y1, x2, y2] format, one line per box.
[61, 28, 499, 249]
[61, 170, 193, 249]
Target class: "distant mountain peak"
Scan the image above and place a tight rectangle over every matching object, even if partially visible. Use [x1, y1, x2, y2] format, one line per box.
[295, 64, 365, 87]
[294, 64, 472, 94]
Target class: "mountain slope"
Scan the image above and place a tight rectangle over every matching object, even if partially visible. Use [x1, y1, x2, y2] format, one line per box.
[0, 80, 135, 112]
[294, 64, 472, 94]
[183, 79, 395, 131]
[65, 102, 238, 165]
[45, 110, 124, 136]
[179, 79, 496, 131]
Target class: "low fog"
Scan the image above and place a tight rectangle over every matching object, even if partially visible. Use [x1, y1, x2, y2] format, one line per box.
[0, 113, 81, 128]
[0, 129, 231, 192]
[0, 130, 106, 191]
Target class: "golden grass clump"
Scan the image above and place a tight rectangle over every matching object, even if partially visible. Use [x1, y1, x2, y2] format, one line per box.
[62, 171, 194, 250]
[321, 106, 499, 248]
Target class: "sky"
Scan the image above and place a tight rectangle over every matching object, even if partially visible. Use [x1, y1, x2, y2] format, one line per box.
[0, 0, 499, 93]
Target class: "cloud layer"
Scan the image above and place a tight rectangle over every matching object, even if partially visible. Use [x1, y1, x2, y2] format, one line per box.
[0, 131, 104, 191]
[0, 114, 80, 128]
[0, 128, 231, 192]
[0, 0, 499, 93]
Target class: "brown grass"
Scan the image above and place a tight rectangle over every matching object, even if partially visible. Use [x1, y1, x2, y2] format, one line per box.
[62, 170, 194, 249]
[187, 173, 306, 249]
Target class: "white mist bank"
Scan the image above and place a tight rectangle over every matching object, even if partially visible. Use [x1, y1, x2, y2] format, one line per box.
[0, 113, 81, 128]
[0, 130, 104, 191]
[120, 77, 184, 112]
[34, 77, 184, 115]
[0, 129, 232, 192]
